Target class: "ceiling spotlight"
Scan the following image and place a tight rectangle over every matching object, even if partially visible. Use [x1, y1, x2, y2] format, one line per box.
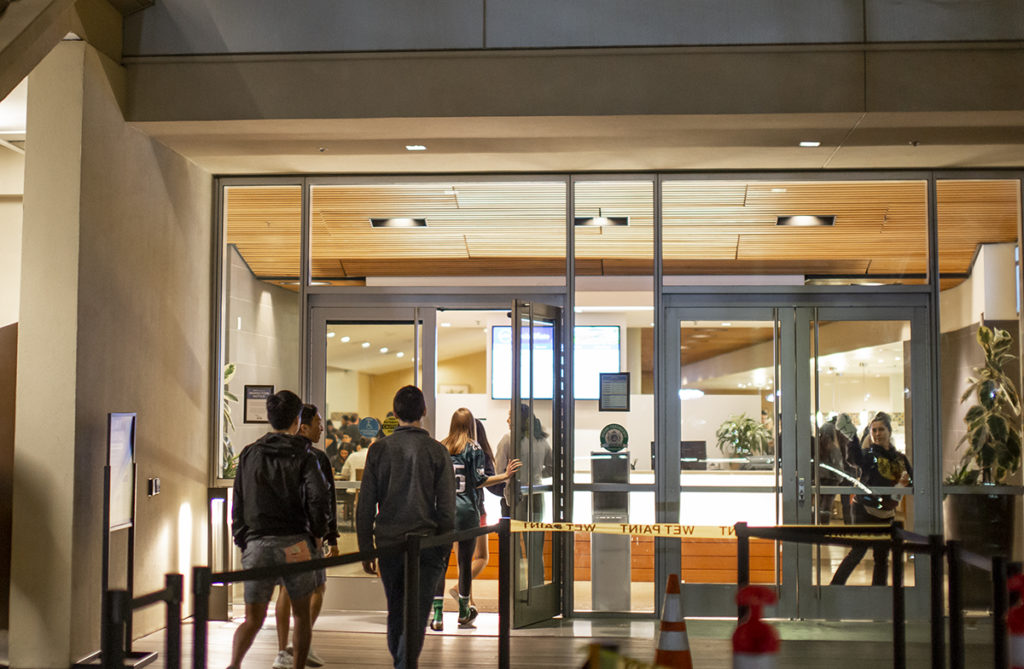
[574, 209, 629, 227]
[327, 332, 336, 338]
[396, 352, 405, 358]
[770, 188, 787, 193]
[340, 336, 350, 343]
[440, 322, 451, 328]
[776, 215, 835, 227]
[380, 347, 389, 354]
[370, 217, 427, 228]
[361, 342, 371, 348]
[799, 141, 821, 147]
[405, 144, 427, 151]
[721, 322, 732, 327]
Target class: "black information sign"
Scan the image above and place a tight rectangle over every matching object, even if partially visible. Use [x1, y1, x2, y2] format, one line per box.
[244, 385, 274, 423]
[598, 372, 630, 412]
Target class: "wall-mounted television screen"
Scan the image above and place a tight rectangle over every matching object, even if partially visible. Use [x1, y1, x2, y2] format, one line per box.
[491, 325, 621, 400]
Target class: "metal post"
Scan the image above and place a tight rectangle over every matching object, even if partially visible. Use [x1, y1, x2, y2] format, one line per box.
[166, 573, 183, 669]
[404, 535, 422, 669]
[928, 534, 945, 669]
[947, 541, 964, 669]
[499, 518, 511, 669]
[892, 533, 906, 669]
[736, 522, 749, 621]
[192, 566, 211, 669]
[993, 555, 1009, 669]
[101, 590, 127, 669]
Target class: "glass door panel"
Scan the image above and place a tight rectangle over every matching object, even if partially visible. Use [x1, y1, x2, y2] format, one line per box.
[511, 300, 563, 627]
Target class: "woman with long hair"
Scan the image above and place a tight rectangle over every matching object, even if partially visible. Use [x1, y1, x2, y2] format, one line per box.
[431, 408, 519, 631]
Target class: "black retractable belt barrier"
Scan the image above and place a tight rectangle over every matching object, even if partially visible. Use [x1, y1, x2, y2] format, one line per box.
[165, 573, 183, 669]
[929, 534, 946, 669]
[499, 518, 511, 669]
[891, 526, 906, 669]
[947, 540, 965, 669]
[192, 566, 211, 669]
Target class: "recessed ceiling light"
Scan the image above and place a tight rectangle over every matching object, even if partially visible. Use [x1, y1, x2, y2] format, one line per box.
[340, 336, 350, 343]
[770, 188, 787, 193]
[370, 217, 427, 228]
[405, 144, 427, 151]
[380, 347, 389, 354]
[574, 215, 629, 227]
[327, 332, 336, 338]
[361, 342, 371, 348]
[776, 215, 835, 227]
[721, 322, 732, 327]
[396, 352, 405, 358]
[440, 322, 451, 328]
[799, 141, 821, 147]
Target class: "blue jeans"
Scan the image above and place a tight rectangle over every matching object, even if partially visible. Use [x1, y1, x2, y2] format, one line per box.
[378, 543, 451, 668]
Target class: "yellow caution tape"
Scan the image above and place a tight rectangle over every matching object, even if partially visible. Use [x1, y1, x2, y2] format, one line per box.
[510, 519, 741, 538]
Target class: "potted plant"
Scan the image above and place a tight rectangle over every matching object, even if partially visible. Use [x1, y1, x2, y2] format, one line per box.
[221, 362, 240, 478]
[716, 413, 773, 467]
[944, 325, 1022, 606]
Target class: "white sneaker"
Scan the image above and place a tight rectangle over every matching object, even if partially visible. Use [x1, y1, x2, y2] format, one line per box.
[272, 650, 293, 669]
[305, 648, 325, 668]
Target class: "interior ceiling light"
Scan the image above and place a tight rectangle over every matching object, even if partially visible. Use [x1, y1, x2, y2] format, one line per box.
[405, 144, 427, 151]
[340, 336, 350, 343]
[776, 215, 835, 227]
[574, 208, 628, 227]
[799, 141, 821, 147]
[327, 332, 336, 338]
[370, 217, 427, 228]
[361, 342, 371, 348]
[396, 352, 405, 358]
[380, 347, 389, 354]
[770, 188, 787, 193]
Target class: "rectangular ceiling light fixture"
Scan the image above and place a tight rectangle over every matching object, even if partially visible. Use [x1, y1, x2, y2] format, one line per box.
[574, 215, 629, 227]
[370, 217, 427, 228]
[776, 215, 835, 227]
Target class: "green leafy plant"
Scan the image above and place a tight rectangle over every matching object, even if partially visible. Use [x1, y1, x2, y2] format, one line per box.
[221, 362, 240, 478]
[716, 413, 772, 458]
[955, 325, 1022, 484]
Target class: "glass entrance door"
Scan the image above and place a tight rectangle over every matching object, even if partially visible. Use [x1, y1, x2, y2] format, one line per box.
[510, 300, 566, 627]
[664, 298, 933, 619]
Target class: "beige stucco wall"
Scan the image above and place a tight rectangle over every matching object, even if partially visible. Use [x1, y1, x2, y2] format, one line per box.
[11, 41, 212, 664]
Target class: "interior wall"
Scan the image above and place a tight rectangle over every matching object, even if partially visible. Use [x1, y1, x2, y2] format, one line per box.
[0, 149, 23, 328]
[0, 323, 15, 630]
[225, 245, 299, 460]
[11, 42, 213, 663]
[437, 350, 486, 394]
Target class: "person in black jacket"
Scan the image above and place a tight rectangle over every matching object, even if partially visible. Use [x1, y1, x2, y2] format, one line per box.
[272, 404, 338, 669]
[230, 390, 331, 669]
[830, 411, 912, 585]
[358, 386, 456, 669]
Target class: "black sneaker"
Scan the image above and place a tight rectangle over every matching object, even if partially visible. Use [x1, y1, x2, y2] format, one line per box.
[457, 605, 478, 628]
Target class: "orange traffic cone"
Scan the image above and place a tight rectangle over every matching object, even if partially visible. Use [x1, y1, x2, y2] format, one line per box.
[655, 574, 693, 669]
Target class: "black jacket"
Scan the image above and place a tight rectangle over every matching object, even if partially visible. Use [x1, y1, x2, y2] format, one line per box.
[356, 425, 456, 553]
[846, 442, 913, 513]
[232, 432, 331, 549]
[305, 440, 340, 546]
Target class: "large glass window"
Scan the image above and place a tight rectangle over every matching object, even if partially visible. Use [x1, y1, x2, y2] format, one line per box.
[661, 179, 929, 286]
[219, 185, 301, 479]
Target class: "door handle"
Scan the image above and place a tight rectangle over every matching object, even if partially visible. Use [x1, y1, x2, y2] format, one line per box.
[798, 476, 806, 505]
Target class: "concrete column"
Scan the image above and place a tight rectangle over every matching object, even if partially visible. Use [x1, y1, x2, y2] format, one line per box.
[10, 41, 86, 666]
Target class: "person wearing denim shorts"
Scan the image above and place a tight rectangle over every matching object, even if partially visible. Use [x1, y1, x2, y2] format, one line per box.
[229, 390, 331, 669]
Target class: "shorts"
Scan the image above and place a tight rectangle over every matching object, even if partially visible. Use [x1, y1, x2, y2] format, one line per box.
[241, 534, 317, 604]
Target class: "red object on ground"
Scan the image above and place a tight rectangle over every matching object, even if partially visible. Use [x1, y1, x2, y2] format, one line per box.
[732, 585, 779, 668]
[1008, 574, 1024, 669]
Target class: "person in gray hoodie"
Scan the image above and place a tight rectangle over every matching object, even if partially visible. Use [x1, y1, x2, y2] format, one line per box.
[357, 385, 456, 669]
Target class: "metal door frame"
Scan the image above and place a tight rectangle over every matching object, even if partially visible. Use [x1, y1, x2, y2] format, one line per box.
[661, 289, 935, 620]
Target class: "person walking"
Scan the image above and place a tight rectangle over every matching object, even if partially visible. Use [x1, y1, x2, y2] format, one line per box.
[357, 386, 456, 668]
[272, 404, 339, 669]
[229, 390, 331, 669]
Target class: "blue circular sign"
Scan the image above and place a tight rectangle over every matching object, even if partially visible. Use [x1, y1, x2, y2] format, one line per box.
[358, 416, 381, 439]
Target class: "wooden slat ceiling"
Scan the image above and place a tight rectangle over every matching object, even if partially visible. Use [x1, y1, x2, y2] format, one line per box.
[224, 179, 1020, 283]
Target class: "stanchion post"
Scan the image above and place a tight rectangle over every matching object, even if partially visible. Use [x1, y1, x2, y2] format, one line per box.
[993, 555, 1008, 669]
[404, 534, 422, 669]
[736, 522, 749, 621]
[947, 540, 964, 669]
[499, 518, 511, 669]
[101, 590, 128, 669]
[927, 534, 945, 669]
[892, 530, 906, 669]
[165, 573, 183, 669]
[192, 566, 211, 669]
